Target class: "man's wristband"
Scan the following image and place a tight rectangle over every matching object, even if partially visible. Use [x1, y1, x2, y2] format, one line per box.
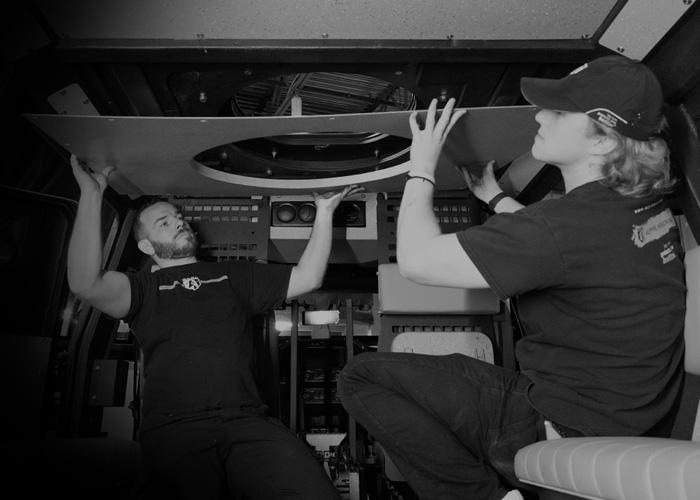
[487, 192, 509, 212]
[406, 172, 436, 187]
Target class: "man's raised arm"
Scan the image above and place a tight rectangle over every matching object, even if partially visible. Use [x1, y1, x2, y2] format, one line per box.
[67, 155, 131, 319]
[286, 185, 363, 299]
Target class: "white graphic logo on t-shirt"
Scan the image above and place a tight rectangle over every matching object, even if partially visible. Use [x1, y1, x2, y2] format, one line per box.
[631, 209, 676, 248]
[158, 275, 228, 291]
[181, 276, 202, 291]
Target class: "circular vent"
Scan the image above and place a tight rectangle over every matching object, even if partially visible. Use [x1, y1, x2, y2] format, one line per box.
[193, 72, 416, 180]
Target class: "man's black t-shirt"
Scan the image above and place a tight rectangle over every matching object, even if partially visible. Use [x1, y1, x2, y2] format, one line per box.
[457, 182, 686, 436]
[125, 260, 291, 431]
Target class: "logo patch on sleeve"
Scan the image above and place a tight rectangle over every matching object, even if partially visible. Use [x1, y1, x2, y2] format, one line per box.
[660, 243, 678, 264]
[631, 209, 676, 248]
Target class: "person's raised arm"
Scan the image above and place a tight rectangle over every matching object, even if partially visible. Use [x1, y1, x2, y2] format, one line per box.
[457, 160, 524, 214]
[396, 98, 490, 289]
[287, 185, 364, 299]
[67, 155, 131, 318]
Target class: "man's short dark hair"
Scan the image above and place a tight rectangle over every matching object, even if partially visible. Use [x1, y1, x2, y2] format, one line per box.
[132, 197, 166, 242]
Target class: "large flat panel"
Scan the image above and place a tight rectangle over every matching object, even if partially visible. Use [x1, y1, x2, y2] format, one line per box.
[35, 0, 616, 41]
[24, 106, 540, 198]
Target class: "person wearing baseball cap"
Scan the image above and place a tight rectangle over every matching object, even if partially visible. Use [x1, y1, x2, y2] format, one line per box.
[522, 54, 665, 141]
[338, 55, 685, 500]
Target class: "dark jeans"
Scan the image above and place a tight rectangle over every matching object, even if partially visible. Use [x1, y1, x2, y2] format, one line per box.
[337, 352, 545, 500]
[137, 409, 340, 500]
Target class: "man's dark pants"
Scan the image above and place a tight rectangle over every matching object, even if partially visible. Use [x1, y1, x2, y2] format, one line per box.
[137, 409, 340, 500]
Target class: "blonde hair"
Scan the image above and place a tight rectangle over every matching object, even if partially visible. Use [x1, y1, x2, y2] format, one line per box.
[589, 118, 677, 198]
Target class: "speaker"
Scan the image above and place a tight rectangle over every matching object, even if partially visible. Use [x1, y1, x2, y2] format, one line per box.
[269, 193, 378, 264]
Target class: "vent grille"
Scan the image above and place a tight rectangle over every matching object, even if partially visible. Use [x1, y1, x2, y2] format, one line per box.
[232, 72, 416, 116]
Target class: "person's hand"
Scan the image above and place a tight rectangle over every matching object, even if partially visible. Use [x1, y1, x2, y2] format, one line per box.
[70, 154, 114, 195]
[408, 97, 466, 177]
[313, 184, 365, 213]
[456, 160, 502, 203]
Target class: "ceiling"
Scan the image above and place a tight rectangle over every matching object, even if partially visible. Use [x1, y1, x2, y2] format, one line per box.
[33, 0, 616, 42]
[5, 1, 700, 198]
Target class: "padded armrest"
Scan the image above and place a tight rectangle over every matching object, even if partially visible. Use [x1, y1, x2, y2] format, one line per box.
[514, 437, 700, 500]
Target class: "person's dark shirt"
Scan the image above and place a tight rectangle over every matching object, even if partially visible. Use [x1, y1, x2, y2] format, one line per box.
[125, 260, 291, 431]
[457, 182, 685, 435]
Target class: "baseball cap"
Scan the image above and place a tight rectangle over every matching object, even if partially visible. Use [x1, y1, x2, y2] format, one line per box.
[520, 55, 663, 141]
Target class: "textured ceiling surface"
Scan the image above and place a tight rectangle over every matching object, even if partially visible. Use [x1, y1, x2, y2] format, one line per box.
[36, 0, 617, 41]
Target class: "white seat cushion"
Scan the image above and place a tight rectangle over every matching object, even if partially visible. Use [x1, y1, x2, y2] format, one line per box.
[514, 437, 700, 500]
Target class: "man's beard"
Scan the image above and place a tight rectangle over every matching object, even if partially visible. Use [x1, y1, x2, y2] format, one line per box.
[150, 230, 198, 259]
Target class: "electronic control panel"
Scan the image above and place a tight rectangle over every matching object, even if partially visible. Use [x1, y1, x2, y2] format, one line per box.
[171, 196, 271, 261]
[377, 192, 482, 264]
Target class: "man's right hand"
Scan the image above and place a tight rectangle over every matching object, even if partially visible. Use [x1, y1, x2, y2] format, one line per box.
[70, 154, 113, 194]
